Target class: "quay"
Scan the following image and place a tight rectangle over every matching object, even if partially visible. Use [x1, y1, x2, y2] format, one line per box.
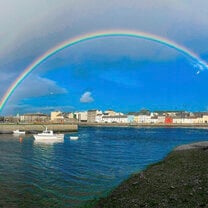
[0, 124, 78, 134]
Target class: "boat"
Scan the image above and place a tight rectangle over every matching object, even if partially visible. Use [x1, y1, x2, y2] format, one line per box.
[33, 128, 64, 142]
[70, 136, 79, 140]
[13, 130, 25, 135]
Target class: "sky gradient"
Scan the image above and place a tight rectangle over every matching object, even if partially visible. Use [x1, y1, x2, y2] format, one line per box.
[1, 0, 208, 115]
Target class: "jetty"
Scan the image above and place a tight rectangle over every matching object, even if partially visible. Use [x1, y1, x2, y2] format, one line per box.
[0, 124, 78, 134]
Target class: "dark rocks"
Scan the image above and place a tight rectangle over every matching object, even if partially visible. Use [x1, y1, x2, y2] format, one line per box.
[91, 142, 208, 208]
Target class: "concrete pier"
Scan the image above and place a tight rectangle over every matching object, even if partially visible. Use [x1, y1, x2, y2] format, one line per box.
[0, 124, 78, 134]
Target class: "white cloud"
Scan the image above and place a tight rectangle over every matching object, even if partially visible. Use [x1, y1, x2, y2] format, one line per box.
[80, 91, 94, 103]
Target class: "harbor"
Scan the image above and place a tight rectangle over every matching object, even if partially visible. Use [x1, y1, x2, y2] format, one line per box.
[0, 126, 208, 207]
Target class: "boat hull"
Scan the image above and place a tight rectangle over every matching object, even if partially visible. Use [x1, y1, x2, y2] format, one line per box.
[70, 136, 79, 140]
[13, 130, 25, 135]
[33, 134, 64, 142]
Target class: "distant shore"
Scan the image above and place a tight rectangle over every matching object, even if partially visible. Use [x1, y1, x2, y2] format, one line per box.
[85, 141, 208, 208]
[0, 123, 78, 134]
[79, 122, 208, 129]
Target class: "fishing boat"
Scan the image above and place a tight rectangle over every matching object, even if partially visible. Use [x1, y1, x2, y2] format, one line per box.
[70, 136, 79, 140]
[33, 128, 64, 142]
[13, 130, 26, 135]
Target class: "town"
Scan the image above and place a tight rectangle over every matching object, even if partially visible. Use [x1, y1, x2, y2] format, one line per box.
[1, 109, 208, 125]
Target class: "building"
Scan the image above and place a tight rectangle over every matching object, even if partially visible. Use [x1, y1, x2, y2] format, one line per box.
[157, 116, 165, 123]
[203, 115, 208, 123]
[104, 110, 116, 116]
[165, 117, 173, 124]
[20, 113, 49, 123]
[74, 111, 88, 122]
[127, 115, 135, 123]
[95, 113, 103, 123]
[87, 110, 102, 123]
[50, 111, 64, 122]
[102, 115, 128, 123]
[4, 116, 19, 123]
[150, 116, 158, 123]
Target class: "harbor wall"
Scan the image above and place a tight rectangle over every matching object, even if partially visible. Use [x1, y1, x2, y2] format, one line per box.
[0, 124, 78, 134]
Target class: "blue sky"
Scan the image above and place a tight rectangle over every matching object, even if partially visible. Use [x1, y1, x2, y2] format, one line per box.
[1, 0, 208, 115]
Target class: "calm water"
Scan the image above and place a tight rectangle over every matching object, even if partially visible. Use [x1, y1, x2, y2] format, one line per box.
[0, 126, 208, 207]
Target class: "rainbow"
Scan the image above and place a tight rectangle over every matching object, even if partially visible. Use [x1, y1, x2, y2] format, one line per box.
[0, 29, 208, 113]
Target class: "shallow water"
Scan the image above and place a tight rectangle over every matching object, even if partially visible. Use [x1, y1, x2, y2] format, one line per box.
[0, 126, 208, 207]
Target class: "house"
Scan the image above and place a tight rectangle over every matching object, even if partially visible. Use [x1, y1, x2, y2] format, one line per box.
[104, 110, 116, 116]
[203, 115, 208, 123]
[74, 111, 88, 122]
[157, 116, 165, 123]
[20, 113, 49, 123]
[102, 115, 128, 123]
[50, 111, 64, 122]
[150, 116, 158, 123]
[127, 115, 135, 123]
[87, 110, 102, 123]
[130, 110, 151, 123]
[95, 114, 103, 123]
[165, 117, 173, 124]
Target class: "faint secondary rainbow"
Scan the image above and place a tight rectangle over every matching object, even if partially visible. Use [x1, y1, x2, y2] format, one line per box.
[1, 29, 208, 112]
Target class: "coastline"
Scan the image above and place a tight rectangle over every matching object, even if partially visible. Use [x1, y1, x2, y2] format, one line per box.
[1, 122, 208, 134]
[83, 141, 208, 208]
[79, 122, 208, 129]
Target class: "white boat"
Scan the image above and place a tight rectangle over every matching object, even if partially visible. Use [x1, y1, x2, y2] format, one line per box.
[13, 130, 25, 135]
[70, 136, 79, 140]
[33, 128, 64, 142]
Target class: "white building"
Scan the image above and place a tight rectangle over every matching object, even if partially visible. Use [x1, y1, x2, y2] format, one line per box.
[157, 116, 165, 123]
[95, 114, 103, 123]
[150, 116, 158, 123]
[74, 111, 88, 122]
[173, 117, 198, 124]
[102, 115, 128, 123]
[137, 115, 152, 123]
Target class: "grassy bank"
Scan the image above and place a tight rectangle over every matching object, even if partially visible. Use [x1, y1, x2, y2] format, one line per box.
[83, 142, 208, 208]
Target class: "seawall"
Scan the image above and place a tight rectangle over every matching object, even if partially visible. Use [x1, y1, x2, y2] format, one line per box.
[0, 124, 78, 134]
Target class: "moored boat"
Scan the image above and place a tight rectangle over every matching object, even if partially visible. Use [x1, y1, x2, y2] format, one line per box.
[70, 136, 79, 140]
[33, 128, 64, 142]
[13, 130, 26, 135]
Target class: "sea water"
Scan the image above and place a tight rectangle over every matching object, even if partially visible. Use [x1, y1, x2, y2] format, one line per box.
[0, 126, 208, 207]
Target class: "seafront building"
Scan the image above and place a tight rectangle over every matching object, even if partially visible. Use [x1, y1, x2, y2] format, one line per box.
[102, 115, 128, 123]
[73, 111, 88, 122]
[87, 110, 102, 123]
[20, 113, 49, 123]
[2, 110, 208, 125]
[50, 111, 64, 122]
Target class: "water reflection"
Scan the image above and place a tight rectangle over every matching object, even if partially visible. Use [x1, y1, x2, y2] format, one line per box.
[34, 139, 64, 145]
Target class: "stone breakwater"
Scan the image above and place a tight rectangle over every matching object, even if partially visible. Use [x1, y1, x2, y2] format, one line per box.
[0, 124, 78, 134]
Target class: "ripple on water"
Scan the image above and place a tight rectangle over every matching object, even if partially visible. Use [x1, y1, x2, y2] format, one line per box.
[0, 127, 208, 207]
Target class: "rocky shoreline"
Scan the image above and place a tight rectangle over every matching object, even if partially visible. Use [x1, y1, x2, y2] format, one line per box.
[84, 141, 208, 208]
